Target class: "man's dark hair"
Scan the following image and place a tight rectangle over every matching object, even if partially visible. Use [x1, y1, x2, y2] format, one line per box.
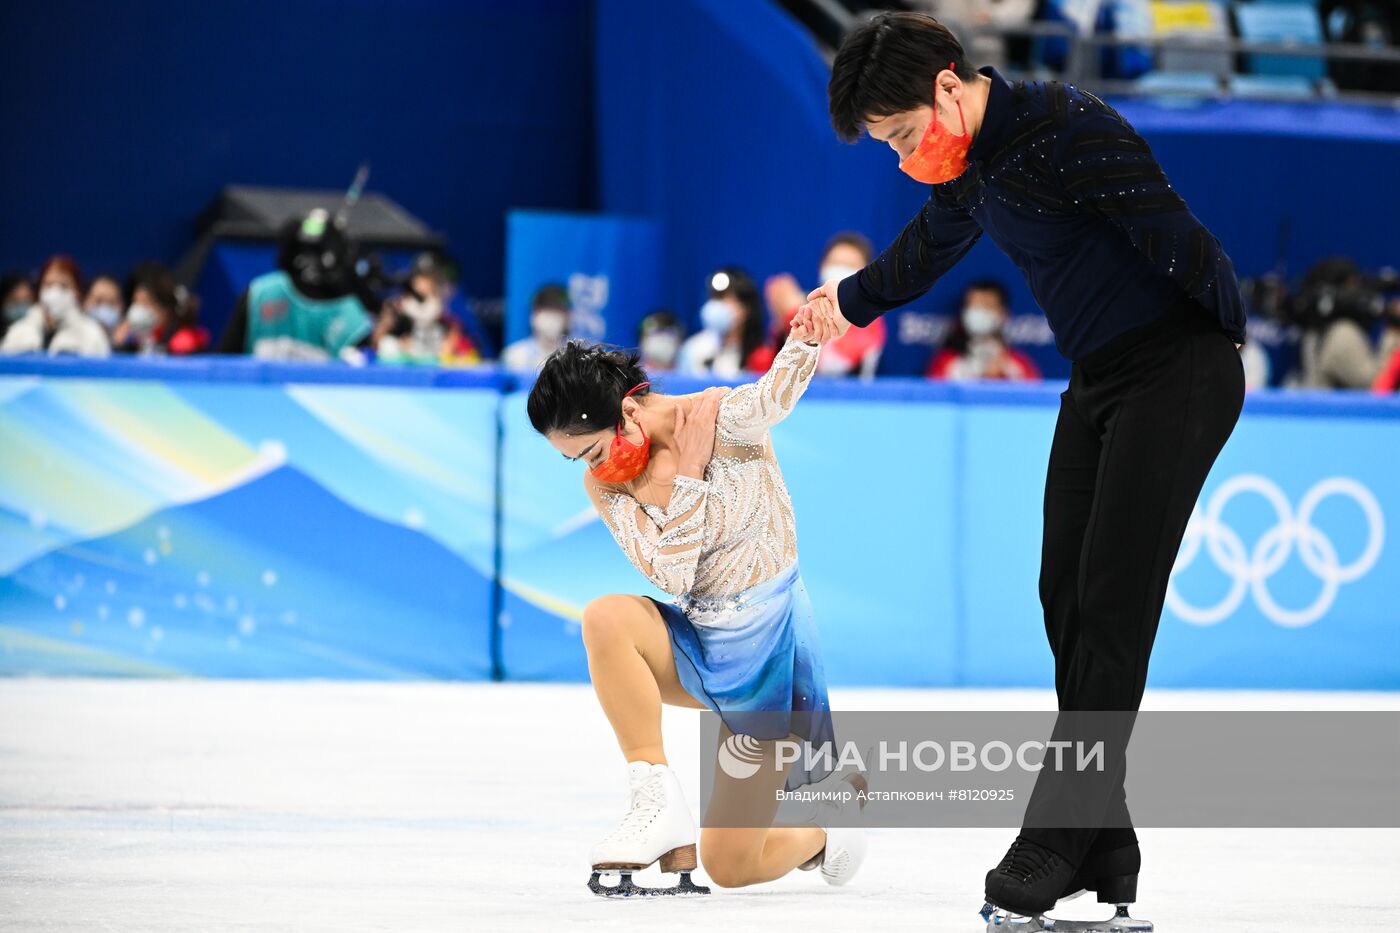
[828, 12, 971, 143]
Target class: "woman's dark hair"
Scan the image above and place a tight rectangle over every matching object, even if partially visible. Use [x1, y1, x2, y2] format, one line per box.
[821, 230, 875, 265]
[128, 262, 180, 313]
[129, 261, 201, 334]
[829, 12, 972, 143]
[528, 340, 652, 437]
[709, 266, 767, 365]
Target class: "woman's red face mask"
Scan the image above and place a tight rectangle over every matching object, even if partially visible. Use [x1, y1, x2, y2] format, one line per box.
[591, 383, 652, 483]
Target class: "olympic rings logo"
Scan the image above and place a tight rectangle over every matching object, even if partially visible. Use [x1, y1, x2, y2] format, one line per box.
[1166, 475, 1385, 628]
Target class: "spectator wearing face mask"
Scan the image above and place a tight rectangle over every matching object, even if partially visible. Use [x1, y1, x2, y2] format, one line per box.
[927, 280, 1040, 381]
[637, 310, 684, 372]
[502, 284, 571, 372]
[0, 255, 110, 357]
[0, 271, 36, 346]
[676, 267, 774, 376]
[84, 274, 124, 337]
[112, 262, 209, 356]
[767, 231, 888, 378]
[417, 252, 493, 359]
[373, 265, 482, 366]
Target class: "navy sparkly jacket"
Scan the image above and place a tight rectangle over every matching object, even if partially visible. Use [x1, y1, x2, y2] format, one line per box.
[837, 67, 1246, 361]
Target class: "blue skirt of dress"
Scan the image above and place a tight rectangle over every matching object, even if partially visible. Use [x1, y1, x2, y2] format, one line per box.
[646, 562, 834, 789]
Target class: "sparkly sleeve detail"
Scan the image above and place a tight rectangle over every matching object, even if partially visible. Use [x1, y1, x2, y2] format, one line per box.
[837, 196, 982, 328]
[594, 476, 710, 596]
[1053, 92, 1245, 344]
[716, 336, 820, 443]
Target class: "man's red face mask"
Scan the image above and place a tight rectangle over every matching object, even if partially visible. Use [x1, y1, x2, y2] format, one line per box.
[898, 64, 971, 186]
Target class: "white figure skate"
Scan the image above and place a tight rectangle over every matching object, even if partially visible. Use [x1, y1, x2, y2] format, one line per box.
[588, 761, 710, 898]
[794, 760, 869, 886]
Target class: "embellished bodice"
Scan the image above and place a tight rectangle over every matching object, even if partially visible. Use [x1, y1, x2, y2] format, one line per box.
[592, 336, 820, 613]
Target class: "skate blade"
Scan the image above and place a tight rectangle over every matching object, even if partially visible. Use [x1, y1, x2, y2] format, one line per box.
[980, 903, 1152, 932]
[981, 903, 1051, 932]
[588, 869, 711, 898]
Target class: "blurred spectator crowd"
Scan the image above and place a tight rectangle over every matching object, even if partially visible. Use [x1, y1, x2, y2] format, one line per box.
[904, 0, 1400, 98]
[4, 212, 1399, 393]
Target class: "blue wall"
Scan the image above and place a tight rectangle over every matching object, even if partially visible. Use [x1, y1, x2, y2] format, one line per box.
[0, 0, 594, 300]
[3, 356, 1397, 689]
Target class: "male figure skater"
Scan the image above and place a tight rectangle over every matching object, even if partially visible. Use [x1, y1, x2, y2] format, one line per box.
[795, 12, 1246, 926]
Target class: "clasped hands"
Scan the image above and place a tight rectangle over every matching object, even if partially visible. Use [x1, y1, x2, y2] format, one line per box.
[787, 279, 854, 345]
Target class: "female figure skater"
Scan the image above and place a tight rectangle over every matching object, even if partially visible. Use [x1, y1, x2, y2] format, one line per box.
[527, 298, 864, 897]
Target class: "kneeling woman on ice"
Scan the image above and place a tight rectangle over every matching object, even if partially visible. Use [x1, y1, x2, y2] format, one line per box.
[528, 296, 864, 896]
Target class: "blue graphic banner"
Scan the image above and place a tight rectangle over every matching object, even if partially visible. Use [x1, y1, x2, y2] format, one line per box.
[0, 361, 503, 678]
[504, 210, 664, 349]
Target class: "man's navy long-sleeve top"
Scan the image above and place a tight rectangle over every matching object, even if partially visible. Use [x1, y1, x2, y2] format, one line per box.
[838, 68, 1246, 360]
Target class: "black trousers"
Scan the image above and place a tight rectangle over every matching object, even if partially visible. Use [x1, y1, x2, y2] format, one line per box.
[1019, 304, 1245, 867]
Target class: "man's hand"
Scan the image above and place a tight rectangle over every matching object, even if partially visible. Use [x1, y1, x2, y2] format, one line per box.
[790, 295, 843, 346]
[792, 279, 853, 343]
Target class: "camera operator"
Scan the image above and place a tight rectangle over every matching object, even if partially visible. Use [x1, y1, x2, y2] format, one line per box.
[217, 209, 375, 362]
[1295, 257, 1400, 389]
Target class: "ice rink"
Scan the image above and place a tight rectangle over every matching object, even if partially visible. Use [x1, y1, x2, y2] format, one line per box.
[1, 679, 1396, 932]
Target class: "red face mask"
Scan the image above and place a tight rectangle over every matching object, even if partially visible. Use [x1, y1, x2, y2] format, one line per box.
[590, 382, 652, 484]
[898, 64, 971, 185]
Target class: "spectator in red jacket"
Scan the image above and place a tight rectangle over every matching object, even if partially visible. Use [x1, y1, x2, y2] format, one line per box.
[927, 279, 1040, 381]
[767, 231, 889, 378]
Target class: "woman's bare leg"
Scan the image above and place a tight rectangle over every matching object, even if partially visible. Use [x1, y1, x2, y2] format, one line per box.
[581, 594, 704, 766]
[699, 728, 827, 887]
[583, 594, 824, 886]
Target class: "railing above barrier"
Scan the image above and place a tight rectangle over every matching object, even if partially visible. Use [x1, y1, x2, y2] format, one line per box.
[0, 354, 513, 390]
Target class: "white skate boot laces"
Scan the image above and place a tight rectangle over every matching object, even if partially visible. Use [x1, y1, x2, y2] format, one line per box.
[599, 774, 666, 846]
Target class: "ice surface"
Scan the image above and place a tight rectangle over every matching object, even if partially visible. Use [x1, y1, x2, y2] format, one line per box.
[0, 680, 1396, 932]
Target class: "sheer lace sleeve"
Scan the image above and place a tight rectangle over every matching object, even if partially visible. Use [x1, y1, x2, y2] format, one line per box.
[716, 336, 820, 443]
[587, 475, 710, 596]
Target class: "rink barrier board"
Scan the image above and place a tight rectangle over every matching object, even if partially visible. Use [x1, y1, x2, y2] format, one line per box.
[2, 357, 1397, 688]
